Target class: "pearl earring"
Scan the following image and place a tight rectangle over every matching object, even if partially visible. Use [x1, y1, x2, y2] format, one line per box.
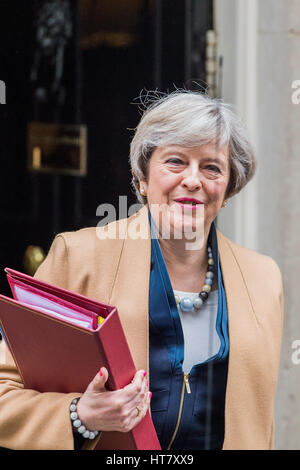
[222, 200, 228, 208]
[140, 188, 147, 196]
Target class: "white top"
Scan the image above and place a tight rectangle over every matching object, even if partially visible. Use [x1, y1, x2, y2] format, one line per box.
[174, 289, 220, 373]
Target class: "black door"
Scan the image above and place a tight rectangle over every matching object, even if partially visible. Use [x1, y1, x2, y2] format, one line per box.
[0, 0, 213, 298]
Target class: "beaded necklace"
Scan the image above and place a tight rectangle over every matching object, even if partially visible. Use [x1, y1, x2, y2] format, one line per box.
[174, 246, 215, 311]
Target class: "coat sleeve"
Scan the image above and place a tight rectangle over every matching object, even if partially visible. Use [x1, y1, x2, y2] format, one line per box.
[0, 235, 96, 450]
[33, 234, 70, 288]
[269, 263, 284, 450]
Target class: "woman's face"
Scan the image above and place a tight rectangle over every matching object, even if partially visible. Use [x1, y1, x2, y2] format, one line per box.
[140, 143, 230, 241]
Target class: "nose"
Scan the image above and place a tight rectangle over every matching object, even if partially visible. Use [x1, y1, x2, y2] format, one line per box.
[181, 165, 202, 191]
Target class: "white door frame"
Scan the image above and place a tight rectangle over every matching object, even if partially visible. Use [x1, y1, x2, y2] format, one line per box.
[214, 0, 259, 251]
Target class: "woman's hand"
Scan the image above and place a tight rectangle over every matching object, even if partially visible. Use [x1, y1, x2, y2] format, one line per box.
[76, 367, 151, 433]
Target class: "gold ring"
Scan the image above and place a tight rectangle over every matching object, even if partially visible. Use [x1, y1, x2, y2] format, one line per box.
[136, 406, 141, 417]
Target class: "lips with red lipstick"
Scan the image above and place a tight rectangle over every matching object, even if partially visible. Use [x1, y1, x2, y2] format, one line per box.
[174, 197, 204, 209]
[174, 197, 203, 211]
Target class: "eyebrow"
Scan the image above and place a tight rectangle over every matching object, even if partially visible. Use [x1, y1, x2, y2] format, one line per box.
[201, 157, 227, 167]
[161, 149, 187, 158]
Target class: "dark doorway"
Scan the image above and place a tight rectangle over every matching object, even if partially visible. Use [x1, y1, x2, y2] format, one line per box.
[0, 0, 213, 298]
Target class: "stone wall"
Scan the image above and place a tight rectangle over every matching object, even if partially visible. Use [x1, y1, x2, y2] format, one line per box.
[215, 0, 300, 449]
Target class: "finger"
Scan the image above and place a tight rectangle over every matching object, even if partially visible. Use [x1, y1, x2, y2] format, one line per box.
[131, 371, 148, 407]
[122, 369, 147, 396]
[136, 374, 148, 404]
[128, 378, 150, 417]
[140, 391, 151, 417]
[131, 391, 151, 423]
[86, 366, 109, 393]
[116, 370, 146, 412]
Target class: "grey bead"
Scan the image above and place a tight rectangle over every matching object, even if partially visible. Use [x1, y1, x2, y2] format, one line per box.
[193, 297, 204, 309]
[205, 278, 213, 285]
[70, 411, 78, 420]
[206, 271, 214, 279]
[73, 419, 81, 428]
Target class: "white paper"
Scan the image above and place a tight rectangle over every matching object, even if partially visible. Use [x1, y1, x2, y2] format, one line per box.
[14, 285, 94, 329]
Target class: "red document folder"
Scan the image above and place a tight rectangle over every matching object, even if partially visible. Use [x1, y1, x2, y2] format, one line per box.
[0, 268, 161, 450]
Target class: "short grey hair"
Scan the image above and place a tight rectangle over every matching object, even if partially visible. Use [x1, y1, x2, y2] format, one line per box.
[129, 90, 256, 203]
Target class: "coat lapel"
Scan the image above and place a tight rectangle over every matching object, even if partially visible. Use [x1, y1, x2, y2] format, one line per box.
[217, 230, 261, 449]
[108, 205, 151, 375]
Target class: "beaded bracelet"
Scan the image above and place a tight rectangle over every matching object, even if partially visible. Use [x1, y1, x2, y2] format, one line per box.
[70, 398, 99, 440]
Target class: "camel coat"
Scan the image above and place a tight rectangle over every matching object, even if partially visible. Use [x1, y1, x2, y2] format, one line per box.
[0, 205, 284, 450]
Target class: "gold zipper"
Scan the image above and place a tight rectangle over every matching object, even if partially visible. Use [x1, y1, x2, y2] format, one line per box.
[167, 373, 191, 450]
[184, 373, 191, 394]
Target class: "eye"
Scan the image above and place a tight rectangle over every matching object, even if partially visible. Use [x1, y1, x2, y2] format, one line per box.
[166, 158, 183, 164]
[206, 165, 221, 173]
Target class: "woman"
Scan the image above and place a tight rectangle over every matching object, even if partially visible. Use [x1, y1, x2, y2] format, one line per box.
[0, 91, 283, 450]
